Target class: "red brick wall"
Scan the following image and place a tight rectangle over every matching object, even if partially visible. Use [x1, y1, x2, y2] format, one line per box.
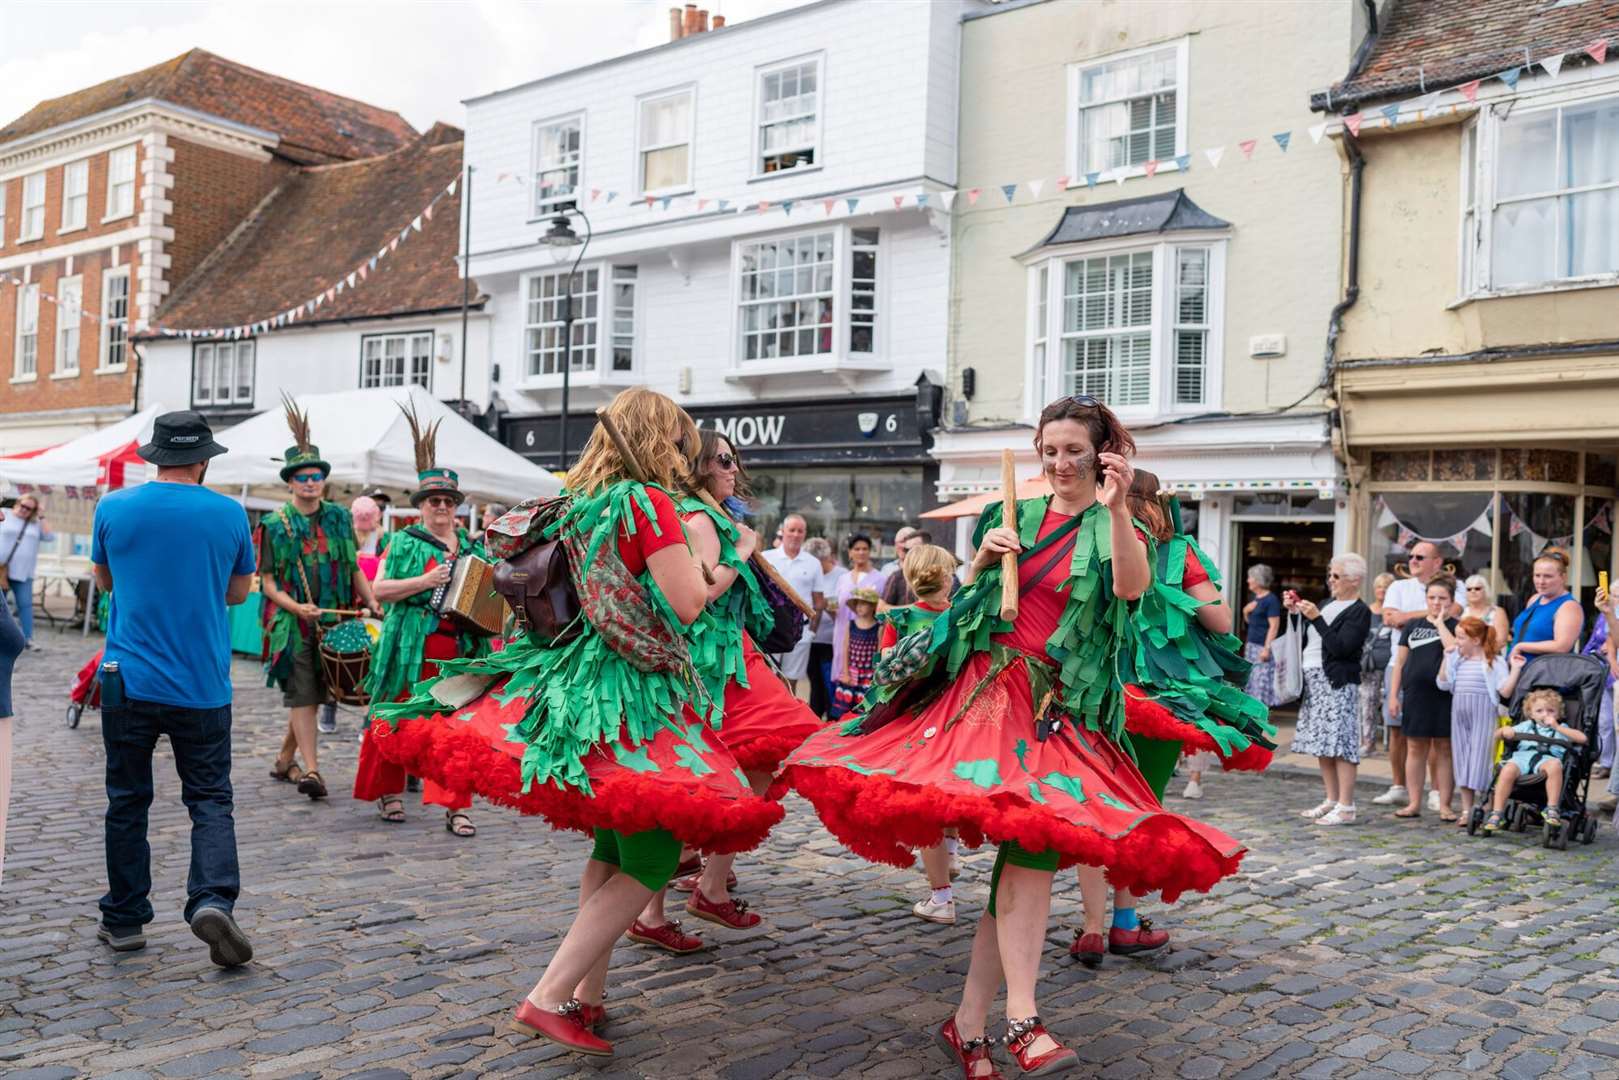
[0, 140, 145, 260]
[0, 248, 139, 414]
[166, 138, 291, 289]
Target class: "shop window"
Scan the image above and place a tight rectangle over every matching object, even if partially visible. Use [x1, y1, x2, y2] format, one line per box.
[532, 114, 582, 215]
[746, 464, 927, 556]
[1369, 450, 1430, 483]
[1581, 495, 1614, 620]
[1069, 40, 1187, 178]
[1499, 492, 1578, 611]
[757, 56, 821, 175]
[1369, 491, 1496, 601]
[1433, 448, 1495, 483]
[1501, 448, 1578, 484]
[1589, 453, 1618, 490]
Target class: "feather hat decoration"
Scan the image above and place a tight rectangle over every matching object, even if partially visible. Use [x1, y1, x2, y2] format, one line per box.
[401, 399, 464, 506]
[277, 392, 330, 482]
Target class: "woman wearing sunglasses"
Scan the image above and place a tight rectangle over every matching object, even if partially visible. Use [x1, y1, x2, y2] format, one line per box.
[0, 495, 54, 650]
[365, 387, 781, 1060]
[779, 395, 1244, 1079]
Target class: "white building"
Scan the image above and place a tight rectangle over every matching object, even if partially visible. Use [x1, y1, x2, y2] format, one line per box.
[468, 0, 984, 547]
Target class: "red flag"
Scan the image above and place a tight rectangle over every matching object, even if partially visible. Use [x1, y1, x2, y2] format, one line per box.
[645, 196, 655, 208]
[697, 198, 709, 211]
[823, 199, 836, 215]
[1588, 39, 1610, 65]
[1459, 80, 1481, 103]
[1344, 112, 1364, 137]
[1143, 160, 1160, 177]
[590, 188, 602, 202]
[1055, 176, 1070, 191]
[967, 188, 982, 206]
[1238, 139, 1257, 159]
[757, 200, 770, 213]
[893, 195, 905, 210]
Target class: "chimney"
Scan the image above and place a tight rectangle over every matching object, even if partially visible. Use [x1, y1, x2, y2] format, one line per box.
[697, 8, 709, 31]
[712, 13, 725, 29]
[669, 7, 684, 40]
[684, 4, 699, 36]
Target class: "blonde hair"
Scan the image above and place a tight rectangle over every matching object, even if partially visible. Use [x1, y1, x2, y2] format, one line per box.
[1523, 688, 1564, 721]
[903, 543, 957, 600]
[566, 387, 700, 497]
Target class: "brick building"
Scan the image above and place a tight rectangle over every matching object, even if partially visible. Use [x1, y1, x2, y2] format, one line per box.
[0, 49, 414, 451]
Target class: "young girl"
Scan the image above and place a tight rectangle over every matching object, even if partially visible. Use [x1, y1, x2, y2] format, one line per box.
[876, 544, 961, 924]
[1438, 616, 1508, 826]
[830, 587, 882, 720]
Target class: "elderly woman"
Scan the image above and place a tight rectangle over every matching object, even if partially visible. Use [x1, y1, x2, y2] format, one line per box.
[1286, 553, 1373, 826]
[1460, 574, 1510, 649]
[1507, 548, 1583, 664]
[1241, 564, 1282, 708]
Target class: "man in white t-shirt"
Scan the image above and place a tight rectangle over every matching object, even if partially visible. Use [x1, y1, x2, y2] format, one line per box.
[761, 513, 821, 694]
[1372, 541, 1459, 807]
[878, 526, 920, 581]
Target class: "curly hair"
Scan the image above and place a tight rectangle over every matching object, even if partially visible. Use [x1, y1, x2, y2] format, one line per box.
[902, 543, 958, 599]
[566, 387, 700, 497]
[1523, 688, 1565, 721]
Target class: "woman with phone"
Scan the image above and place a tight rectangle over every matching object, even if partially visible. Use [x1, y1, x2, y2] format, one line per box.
[1287, 556, 1373, 826]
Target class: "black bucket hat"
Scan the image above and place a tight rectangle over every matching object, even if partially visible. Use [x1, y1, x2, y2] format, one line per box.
[137, 411, 229, 466]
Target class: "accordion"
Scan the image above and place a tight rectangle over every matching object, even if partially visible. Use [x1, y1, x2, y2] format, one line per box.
[431, 553, 510, 637]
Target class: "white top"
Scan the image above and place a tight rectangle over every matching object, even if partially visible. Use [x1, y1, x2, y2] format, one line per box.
[1438, 650, 1509, 706]
[813, 564, 847, 644]
[1302, 598, 1354, 671]
[0, 515, 54, 581]
[1382, 576, 1429, 668]
[762, 547, 822, 646]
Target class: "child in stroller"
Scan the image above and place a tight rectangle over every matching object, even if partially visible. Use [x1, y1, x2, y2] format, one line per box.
[1469, 651, 1607, 849]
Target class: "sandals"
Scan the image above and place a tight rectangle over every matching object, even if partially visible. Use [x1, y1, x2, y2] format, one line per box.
[378, 797, 406, 824]
[1392, 809, 1421, 819]
[269, 758, 304, 784]
[446, 809, 476, 837]
[296, 770, 328, 800]
[1439, 812, 1459, 823]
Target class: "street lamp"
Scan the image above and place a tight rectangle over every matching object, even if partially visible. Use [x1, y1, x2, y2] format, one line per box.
[540, 207, 591, 472]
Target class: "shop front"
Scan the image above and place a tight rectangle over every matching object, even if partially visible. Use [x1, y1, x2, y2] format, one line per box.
[1355, 448, 1617, 625]
[502, 391, 942, 558]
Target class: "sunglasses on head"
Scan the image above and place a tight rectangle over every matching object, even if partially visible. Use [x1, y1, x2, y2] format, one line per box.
[1062, 394, 1101, 409]
[291, 472, 324, 484]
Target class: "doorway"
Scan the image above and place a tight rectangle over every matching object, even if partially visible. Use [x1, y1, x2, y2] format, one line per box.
[1235, 520, 1336, 602]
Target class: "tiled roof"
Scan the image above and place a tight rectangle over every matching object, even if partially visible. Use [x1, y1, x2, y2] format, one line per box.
[1317, 0, 1619, 111]
[146, 123, 480, 333]
[0, 49, 415, 162]
[1031, 189, 1229, 251]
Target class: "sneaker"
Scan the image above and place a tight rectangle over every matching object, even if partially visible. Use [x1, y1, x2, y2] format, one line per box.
[24, 640, 39, 652]
[1371, 786, 1409, 806]
[1543, 806, 1561, 827]
[317, 704, 338, 734]
[1315, 804, 1357, 826]
[1481, 810, 1505, 835]
[1182, 780, 1203, 800]
[1427, 790, 1441, 813]
[912, 897, 956, 925]
[97, 923, 146, 952]
[1300, 799, 1336, 819]
[190, 907, 253, 968]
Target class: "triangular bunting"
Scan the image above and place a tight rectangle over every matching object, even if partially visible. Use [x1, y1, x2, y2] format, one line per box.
[1174, 154, 1190, 171]
[1308, 121, 1329, 144]
[447, 179, 458, 196]
[1238, 138, 1258, 159]
[1344, 112, 1364, 137]
[966, 188, 982, 206]
[756, 201, 769, 213]
[893, 195, 906, 210]
[698, 198, 710, 212]
[590, 188, 602, 202]
[1497, 67, 1522, 90]
[1539, 54, 1564, 79]
[915, 192, 930, 209]
[1055, 176, 1070, 191]
[423, 204, 434, 221]
[346, 272, 357, 288]
[1000, 183, 1018, 204]
[1204, 147, 1225, 169]
[844, 197, 859, 214]
[660, 196, 673, 210]
[1588, 39, 1609, 65]
[1143, 160, 1160, 177]
[780, 200, 794, 215]
[1027, 179, 1045, 199]
[644, 195, 655, 208]
[605, 191, 619, 203]
[1459, 80, 1481, 103]
[938, 190, 957, 210]
[1084, 172, 1099, 188]
[717, 199, 730, 212]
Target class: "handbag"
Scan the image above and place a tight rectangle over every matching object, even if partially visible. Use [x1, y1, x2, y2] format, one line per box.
[1361, 619, 1394, 675]
[1271, 612, 1305, 705]
[492, 528, 582, 646]
[0, 525, 27, 592]
[754, 561, 807, 653]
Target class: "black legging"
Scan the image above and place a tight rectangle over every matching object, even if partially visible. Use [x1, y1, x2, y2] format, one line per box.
[808, 641, 834, 718]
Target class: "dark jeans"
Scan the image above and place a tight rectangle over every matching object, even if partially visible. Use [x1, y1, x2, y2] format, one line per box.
[100, 698, 239, 928]
[808, 641, 835, 718]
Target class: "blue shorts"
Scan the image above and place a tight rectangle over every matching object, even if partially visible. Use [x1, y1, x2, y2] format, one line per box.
[1505, 748, 1562, 776]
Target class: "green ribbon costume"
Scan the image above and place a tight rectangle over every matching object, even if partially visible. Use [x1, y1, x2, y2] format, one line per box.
[674, 495, 775, 721]
[363, 527, 492, 704]
[257, 500, 358, 690]
[373, 480, 709, 796]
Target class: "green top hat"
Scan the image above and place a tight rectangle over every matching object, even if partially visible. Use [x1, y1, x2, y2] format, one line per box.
[279, 444, 331, 482]
[411, 466, 464, 506]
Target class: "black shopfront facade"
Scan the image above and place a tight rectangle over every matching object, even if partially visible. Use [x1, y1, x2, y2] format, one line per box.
[502, 389, 943, 558]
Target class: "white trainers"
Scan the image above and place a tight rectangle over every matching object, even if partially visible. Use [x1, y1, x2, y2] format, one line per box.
[1427, 790, 1442, 813]
[1315, 804, 1357, 826]
[912, 897, 956, 925]
[1371, 786, 1409, 806]
[1300, 799, 1336, 819]
[1182, 780, 1203, 800]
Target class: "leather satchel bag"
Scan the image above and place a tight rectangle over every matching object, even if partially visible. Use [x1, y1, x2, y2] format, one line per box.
[493, 536, 581, 645]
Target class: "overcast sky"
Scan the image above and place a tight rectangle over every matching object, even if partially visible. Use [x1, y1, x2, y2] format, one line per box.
[1, 0, 819, 134]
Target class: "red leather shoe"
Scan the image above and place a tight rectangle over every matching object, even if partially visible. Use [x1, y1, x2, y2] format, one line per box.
[668, 868, 738, 893]
[577, 1001, 609, 1031]
[511, 998, 613, 1056]
[686, 889, 761, 929]
[625, 918, 706, 954]
[1108, 918, 1169, 956]
[935, 1016, 1005, 1079]
[1004, 1017, 1077, 1075]
[674, 853, 702, 879]
[1069, 930, 1105, 968]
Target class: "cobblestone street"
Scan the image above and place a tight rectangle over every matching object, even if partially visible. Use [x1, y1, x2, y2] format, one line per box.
[5, 644, 1619, 1080]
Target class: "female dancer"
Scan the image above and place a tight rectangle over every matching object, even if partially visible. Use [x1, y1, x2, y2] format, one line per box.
[1072, 470, 1272, 965]
[779, 396, 1244, 1078]
[367, 388, 783, 1058]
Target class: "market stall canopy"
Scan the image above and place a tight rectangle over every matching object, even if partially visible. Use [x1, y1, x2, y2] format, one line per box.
[0, 404, 162, 491]
[920, 477, 1052, 521]
[200, 385, 560, 503]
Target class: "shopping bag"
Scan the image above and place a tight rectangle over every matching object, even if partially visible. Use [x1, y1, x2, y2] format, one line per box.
[1271, 613, 1304, 705]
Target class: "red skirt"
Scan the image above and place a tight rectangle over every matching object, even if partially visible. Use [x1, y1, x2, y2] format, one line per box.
[368, 674, 784, 855]
[717, 636, 825, 774]
[777, 650, 1244, 902]
[354, 632, 470, 809]
[1123, 690, 1275, 772]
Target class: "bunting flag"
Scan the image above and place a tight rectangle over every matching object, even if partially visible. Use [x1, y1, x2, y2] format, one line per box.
[1539, 53, 1564, 78]
[1344, 112, 1364, 137]
[1309, 121, 1329, 144]
[1459, 79, 1482, 103]
[1379, 103, 1401, 125]
[1174, 154, 1190, 171]
[843, 197, 858, 214]
[966, 188, 982, 206]
[1238, 138, 1258, 160]
[1272, 131, 1291, 152]
[1204, 146, 1225, 169]
[938, 190, 958, 210]
[1588, 39, 1610, 65]
[1055, 176, 1071, 191]
[893, 195, 905, 210]
[915, 192, 931, 209]
[1000, 183, 1018, 204]
[822, 198, 835, 215]
[1085, 172, 1100, 188]
[1498, 66, 1522, 90]
[1143, 159, 1160, 177]
[1027, 178, 1045, 199]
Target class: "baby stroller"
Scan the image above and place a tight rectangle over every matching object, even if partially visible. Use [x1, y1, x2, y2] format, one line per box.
[1466, 652, 1606, 850]
[66, 648, 103, 729]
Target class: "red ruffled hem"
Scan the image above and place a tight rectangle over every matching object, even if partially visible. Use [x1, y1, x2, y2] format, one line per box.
[776, 762, 1242, 903]
[370, 718, 784, 854]
[728, 729, 822, 774]
[1124, 691, 1274, 773]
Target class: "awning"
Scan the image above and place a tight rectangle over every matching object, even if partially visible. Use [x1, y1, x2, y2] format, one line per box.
[0, 405, 163, 492]
[921, 477, 1052, 520]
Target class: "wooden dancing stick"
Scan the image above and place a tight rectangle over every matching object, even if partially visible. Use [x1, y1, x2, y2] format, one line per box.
[594, 407, 715, 586]
[692, 488, 815, 618]
[999, 448, 1020, 623]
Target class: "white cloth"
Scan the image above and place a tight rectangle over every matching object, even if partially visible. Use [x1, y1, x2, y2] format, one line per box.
[762, 547, 821, 678]
[813, 565, 847, 645]
[0, 517, 51, 581]
[1382, 576, 1429, 669]
[1302, 598, 1353, 671]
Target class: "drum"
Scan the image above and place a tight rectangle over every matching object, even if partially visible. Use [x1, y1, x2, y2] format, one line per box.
[319, 619, 374, 706]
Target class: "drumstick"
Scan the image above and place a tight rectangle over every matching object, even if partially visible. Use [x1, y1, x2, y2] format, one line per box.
[999, 449, 1020, 623]
[318, 608, 365, 617]
[692, 488, 815, 618]
[595, 407, 716, 587]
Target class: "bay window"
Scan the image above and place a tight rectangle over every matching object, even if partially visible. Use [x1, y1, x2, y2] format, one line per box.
[522, 264, 637, 380]
[1028, 239, 1223, 416]
[1464, 92, 1619, 294]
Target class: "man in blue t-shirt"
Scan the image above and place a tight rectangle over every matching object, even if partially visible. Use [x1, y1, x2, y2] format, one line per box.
[90, 411, 256, 967]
